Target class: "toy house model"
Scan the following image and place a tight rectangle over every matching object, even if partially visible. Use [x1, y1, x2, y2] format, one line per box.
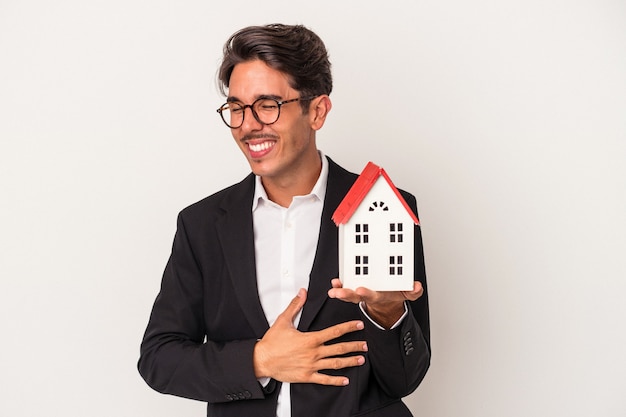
[332, 162, 420, 291]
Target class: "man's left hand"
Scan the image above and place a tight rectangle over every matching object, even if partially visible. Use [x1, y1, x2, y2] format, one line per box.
[327, 279, 423, 329]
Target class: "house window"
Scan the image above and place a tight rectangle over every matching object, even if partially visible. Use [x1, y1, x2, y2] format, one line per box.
[369, 201, 389, 212]
[389, 223, 404, 243]
[355, 224, 369, 244]
[389, 256, 403, 275]
[355, 256, 369, 275]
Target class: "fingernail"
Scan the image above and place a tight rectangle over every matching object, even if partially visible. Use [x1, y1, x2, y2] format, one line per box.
[343, 378, 350, 386]
[356, 321, 364, 330]
[357, 356, 365, 365]
[363, 342, 368, 352]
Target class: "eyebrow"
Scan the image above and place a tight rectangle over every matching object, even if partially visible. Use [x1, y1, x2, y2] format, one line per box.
[227, 94, 283, 103]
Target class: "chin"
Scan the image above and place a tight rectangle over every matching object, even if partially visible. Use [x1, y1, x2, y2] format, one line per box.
[247, 160, 275, 177]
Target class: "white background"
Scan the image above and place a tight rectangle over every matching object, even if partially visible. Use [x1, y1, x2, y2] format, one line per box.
[1, 1, 625, 416]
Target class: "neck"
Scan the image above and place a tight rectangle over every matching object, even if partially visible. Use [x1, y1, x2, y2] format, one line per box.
[262, 154, 322, 208]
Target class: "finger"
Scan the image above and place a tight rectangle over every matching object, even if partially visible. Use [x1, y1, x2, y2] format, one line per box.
[330, 278, 342, 288]
[314, 320, 364, 343]
[319, 341, 368, 358]
[355, 287, 391, 307]
[327, 287, 363, 304]
[354, 286, 377, 300]
[309, 372, 351, 387]
[317, 354, 366, 371]
[276, 288, 307, 325]
[402, 281, 424, 301]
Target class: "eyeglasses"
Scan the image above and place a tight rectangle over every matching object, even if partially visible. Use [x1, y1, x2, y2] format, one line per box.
[216, 96, 317, 129]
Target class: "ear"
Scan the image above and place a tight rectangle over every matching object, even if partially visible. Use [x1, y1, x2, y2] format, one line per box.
[308, 95, 332, 130]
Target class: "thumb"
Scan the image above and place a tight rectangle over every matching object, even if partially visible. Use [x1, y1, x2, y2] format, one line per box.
[276, 288, 307, 325]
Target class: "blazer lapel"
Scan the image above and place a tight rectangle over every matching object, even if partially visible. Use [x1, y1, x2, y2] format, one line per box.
[299, 158, 358, 331]
[215, 160, 358, 334]
[216, 174, 270, 337]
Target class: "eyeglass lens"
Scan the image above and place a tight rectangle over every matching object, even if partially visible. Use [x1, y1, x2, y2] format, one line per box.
[220, 98, 281, 128]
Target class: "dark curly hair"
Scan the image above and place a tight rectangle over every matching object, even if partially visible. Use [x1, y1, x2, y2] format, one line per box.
[218, 24, 332, 112]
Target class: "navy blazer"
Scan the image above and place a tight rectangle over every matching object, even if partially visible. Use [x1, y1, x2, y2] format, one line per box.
[138, 157, 431, 417]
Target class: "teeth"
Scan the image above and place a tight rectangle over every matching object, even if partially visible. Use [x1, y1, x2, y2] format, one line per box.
[249, 141, 275, 152]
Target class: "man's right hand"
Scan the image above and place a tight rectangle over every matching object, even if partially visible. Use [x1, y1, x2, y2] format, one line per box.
[253, 288, 368, 386]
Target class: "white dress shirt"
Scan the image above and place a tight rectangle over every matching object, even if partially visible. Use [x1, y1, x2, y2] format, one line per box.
[252, 152, 328, 417]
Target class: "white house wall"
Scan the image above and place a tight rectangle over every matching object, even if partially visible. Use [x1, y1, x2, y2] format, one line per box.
[339, 177, 415, 291]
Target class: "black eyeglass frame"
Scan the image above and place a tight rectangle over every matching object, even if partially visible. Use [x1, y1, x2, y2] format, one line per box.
[216, 96, 318, 129]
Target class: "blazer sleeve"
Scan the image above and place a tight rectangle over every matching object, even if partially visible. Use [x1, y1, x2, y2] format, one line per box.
[137, 212, 269, 404]
[360, 192, 431, 397]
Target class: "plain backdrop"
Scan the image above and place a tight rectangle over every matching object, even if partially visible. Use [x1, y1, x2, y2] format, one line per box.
[1, 1, 625, 416]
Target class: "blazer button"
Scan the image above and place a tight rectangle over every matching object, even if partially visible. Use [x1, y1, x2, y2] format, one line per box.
[225, 394, 234, 401]
[405, 346, 414, 356]
[244, 390, 252, 399]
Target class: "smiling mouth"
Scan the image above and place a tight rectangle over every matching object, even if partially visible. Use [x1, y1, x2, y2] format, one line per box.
[248, 141, 275, 152]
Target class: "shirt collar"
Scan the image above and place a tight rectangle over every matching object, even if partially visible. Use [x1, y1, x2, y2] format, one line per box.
[252, 151, 329, 211]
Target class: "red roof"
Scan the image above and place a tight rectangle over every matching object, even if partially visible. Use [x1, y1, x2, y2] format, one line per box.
[332, 162, 420, 226]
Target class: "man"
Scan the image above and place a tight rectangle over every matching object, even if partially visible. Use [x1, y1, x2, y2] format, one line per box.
[138, 23, 430, 417]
